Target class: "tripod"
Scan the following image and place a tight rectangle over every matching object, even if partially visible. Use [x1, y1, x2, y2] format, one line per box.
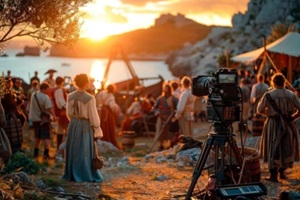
[185, 122, 247, 200]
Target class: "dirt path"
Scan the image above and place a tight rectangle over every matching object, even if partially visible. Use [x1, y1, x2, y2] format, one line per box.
[14, 121, 300, 199]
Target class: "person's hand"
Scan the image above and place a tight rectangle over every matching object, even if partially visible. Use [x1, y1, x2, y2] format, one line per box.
[292, 112, 300, 121]
[0, 118, 6, 127]
[171, 117, 177, 122]
[51, 115, 56, 122]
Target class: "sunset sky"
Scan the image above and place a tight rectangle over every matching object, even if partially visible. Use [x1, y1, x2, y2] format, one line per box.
[80, 0, 249, 40]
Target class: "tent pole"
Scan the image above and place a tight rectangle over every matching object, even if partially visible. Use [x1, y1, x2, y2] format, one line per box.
[225, 48, 229, 68]
[258, 36, 267, 75]
[258, 52, 267, 75]
[266, 52, 294, 91]
[288, 56, 292, 83]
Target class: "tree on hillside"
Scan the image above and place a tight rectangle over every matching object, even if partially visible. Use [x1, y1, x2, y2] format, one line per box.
[266, 23, 298, 44]
[0, 0, 91, 51]
[217, 52, 233, 68]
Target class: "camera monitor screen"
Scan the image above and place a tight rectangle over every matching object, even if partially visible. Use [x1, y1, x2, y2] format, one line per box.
[218, 74, 236, 84]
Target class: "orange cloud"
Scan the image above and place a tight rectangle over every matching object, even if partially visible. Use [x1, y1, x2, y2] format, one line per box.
[118, 0, 248, 26]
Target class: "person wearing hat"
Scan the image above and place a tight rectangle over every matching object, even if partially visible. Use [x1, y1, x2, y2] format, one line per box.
[43, 69, 57, 88]
[6, 70, 12, 79]
[30, 71, 40, 85]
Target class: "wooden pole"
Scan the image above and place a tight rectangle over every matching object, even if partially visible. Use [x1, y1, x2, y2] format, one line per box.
[225, 48, 229, 68]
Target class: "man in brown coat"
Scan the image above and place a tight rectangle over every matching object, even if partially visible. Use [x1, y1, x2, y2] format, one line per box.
[258, 72, 300, 182]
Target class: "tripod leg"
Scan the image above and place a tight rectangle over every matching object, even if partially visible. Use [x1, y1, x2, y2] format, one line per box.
[185, 136, 215, 200]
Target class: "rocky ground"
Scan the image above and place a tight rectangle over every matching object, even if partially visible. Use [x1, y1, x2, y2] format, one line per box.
[2, 120, 300, 200]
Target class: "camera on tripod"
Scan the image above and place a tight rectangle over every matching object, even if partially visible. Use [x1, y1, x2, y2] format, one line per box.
[192, 68, 241, 124]
[185, 68, 267, 200]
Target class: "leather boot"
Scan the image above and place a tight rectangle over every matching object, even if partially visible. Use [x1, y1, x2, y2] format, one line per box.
[43, 149, 54, 159]
[279, 171, 288, 179]
[265, 173, 278, 182]
[34, 148, 39, 158]
[57, 134, 63, 148]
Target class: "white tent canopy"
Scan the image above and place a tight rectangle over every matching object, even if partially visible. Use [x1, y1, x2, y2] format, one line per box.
[231, 47, 264, 62]
[231, 32, 300, 62]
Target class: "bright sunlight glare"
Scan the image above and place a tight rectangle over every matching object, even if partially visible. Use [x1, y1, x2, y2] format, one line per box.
[80, 0, 127, 40]
[79, 0, 243, 40]
[81, 20, 117, 40]
[89, 60, 106, 89]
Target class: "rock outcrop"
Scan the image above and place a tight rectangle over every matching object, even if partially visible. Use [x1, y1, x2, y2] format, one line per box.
[167, 0, 300, 77]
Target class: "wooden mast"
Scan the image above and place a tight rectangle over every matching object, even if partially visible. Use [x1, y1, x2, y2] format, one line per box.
[102, 44, 140, 89]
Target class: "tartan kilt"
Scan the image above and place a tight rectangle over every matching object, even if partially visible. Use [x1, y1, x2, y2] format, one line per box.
[252, 114, 266, 137]
[3, 119, 23, 146]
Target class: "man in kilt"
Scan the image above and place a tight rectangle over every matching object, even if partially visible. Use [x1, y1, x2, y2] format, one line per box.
[1, 77, 24, 153]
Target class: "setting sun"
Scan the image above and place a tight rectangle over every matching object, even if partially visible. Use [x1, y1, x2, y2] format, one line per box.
[79, 0, 248, 40]
[81, 20, 120, 41]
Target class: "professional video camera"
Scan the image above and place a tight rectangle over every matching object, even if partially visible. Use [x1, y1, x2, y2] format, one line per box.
[184, 68, 267, 199]
[192, 68, 241, 124]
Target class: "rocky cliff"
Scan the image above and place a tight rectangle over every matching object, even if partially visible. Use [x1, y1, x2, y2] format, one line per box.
[167, 0, 300, 77]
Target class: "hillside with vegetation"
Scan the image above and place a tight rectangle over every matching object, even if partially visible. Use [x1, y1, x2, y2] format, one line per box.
[49, 13, 213, 60]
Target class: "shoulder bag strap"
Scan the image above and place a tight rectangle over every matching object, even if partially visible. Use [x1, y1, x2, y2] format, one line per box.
[34, 92, 43, 113]
[265, 93, 282, 115]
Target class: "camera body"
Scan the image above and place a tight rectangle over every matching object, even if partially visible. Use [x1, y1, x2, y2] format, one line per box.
[192, 68, 241, 124]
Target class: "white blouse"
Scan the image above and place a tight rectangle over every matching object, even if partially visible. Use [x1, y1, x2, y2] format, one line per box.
[67, 91, 103, 138]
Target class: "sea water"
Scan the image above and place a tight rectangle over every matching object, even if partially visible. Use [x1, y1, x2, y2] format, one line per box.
[0, 50, 175, 88]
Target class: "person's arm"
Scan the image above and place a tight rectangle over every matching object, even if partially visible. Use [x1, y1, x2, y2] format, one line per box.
[47, 107, 56, 122]
[153, 97, 161, 116]
[175, 92, 187, 119]
[250, 84, 257, 103]
[54, 88, 67, 109]
[257, 93, 268, 116]
[45, 95, 56, 121]
[88, 97, 103, 139]
[292, 93, 300, 121]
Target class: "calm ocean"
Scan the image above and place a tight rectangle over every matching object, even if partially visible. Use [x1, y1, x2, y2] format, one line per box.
[0, 49, 175, 89]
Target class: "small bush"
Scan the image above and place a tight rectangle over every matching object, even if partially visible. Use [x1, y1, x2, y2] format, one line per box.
[2, 152, 46, 174]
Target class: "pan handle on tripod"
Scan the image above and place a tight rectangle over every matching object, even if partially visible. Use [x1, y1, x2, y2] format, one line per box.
[179, 135, 195, 144]
[179, 135, 202, 148]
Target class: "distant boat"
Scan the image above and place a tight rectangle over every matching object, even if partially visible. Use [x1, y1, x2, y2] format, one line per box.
[24, 46, 40, 56]
[0, 53, 8, 57]
[61, 63, 71, 67]
[15, 52, 25, 57]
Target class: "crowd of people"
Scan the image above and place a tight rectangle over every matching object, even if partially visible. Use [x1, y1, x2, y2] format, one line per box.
[1, 67, 300, 185]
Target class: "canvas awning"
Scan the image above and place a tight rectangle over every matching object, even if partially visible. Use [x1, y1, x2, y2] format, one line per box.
[231, 32, 300, 84]
[231, 47, 264, 62]
[267, 32, 300, 57]
[231, 32, 300, 62]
